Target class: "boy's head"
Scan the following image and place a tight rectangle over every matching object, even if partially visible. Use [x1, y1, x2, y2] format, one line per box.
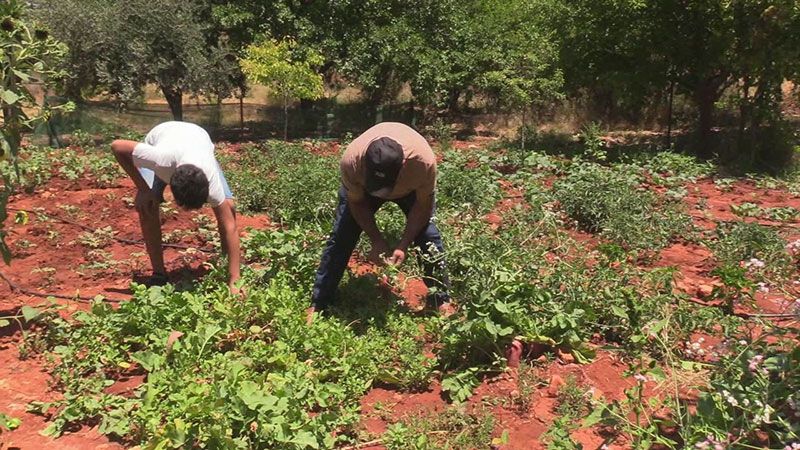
[170, 164, 208, 210]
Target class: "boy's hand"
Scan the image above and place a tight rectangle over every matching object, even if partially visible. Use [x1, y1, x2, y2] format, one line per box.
[229, 281, 246, 298]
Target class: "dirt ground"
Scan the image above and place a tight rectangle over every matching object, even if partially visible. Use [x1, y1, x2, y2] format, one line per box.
[1, 143, 799, 449]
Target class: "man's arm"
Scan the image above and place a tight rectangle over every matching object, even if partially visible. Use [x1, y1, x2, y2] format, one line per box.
[390, 190, 434, 265]
[347, 190, 390, 262]
[110, 140, 150, 191]
[212, 199, 242, 294]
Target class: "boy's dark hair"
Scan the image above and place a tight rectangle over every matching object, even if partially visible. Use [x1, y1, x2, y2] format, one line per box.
[170, 164, 208, 209]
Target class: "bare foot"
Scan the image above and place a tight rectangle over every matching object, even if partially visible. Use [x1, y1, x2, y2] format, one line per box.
[305, 306, 316, 325]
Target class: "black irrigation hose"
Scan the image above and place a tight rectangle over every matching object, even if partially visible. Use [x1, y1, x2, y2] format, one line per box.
[682, 296, 799, 320]
[0, 269, 126, 303]
[8, 207, 215, 253]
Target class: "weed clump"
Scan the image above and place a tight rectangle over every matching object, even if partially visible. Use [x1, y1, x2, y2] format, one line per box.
[712, 221, 793, 277]
[553, 163, 690, 251]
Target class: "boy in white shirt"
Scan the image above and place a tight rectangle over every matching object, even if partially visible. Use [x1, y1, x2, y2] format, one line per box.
[111, 121, 241, 294]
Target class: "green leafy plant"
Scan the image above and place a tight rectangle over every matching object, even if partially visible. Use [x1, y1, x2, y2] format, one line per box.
[712, 221, 793, 278]
[1, 0, 72, 263]
[553, 163, 690, 251]
[384, 407, 500, 450]
[0, 412, 21, 433]
[240, 39, 324, 140]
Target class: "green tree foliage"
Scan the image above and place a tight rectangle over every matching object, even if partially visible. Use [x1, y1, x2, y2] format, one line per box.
[553, 0, 800, 165]
[212, 0, 566, 124]
[1, 0, 71, 263]
[471, 0, 564, 148]
[32, 0, 107, 101]
[240, 39, 324, 140]
[36, 0, 239, 120]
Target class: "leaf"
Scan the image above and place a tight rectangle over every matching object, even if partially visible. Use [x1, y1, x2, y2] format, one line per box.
[131, 351, 164, 372]
[610, 305, 628, 319]
[21, 305, 41, 322]
[582, 405, 606, 427]
[291, 431, 320, 449]
[0, 133, 10, 158]
[12, 69, 31, 82]
[484, 318, 499, 337]
[14, 210, 28, 225]
[0, 90, 21, 105]
[494, 301, 510, 314]
[0, 319, 10, 328]
[492, 430, 509, 445]
[238, 380, 275, 410]
[680, 360, 701, 371]
[647, 366, 666, 382]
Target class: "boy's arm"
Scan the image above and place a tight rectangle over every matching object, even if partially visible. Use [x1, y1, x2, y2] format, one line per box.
[212, 199, 242, 294]
[111, 140, 150, 191]
[111, 140, 159, 214]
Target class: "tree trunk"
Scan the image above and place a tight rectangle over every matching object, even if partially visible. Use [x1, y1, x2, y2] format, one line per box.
[738, 77, 752, 163]
[239, 94, 244, 138]
[283, 93, 289, 141]
[665, 80, 674, 150]
[693, 83, 717, 159]
[446, 89, 461, 113]
[162, 86, 184, 121]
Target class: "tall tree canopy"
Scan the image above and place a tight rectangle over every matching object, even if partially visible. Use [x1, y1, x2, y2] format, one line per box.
[36, 0, 239, 120]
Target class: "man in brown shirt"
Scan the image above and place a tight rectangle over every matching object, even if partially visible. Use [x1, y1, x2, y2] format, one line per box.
[309, 122, 451, 318]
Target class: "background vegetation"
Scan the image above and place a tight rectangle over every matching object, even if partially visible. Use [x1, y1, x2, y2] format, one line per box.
[17, 0, 800, 170]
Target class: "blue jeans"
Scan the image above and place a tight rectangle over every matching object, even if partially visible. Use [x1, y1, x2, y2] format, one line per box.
[139, 165, 234, 202]
[311, 185, 451, 309]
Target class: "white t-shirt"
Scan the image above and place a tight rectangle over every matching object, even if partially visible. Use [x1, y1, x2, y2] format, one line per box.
[132, 121, 226, 207]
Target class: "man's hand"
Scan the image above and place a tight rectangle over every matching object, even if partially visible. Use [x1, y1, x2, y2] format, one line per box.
[386, 248, 406, 266]
[135, 188, 159, 216]
[367, 239, 390, 265]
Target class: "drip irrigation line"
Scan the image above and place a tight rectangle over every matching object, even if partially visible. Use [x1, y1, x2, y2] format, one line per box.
[0, 269, 126, 303]
[8, 207, 214, 253]
[682, 296, 799, 320]
[339, 432, 449, 450]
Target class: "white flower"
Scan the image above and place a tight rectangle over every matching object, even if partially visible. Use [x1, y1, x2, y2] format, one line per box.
[744, 258, 765, 269]
[634, 373, 647, 383]
[757, 282, 769, 294]
[753, 405, 774, 424]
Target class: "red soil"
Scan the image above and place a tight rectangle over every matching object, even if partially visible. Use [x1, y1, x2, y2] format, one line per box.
[3, 146, 799, 449]
[0, 171, 270, 449]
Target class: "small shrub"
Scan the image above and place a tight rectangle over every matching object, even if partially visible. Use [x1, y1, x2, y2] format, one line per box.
[712, 222, 792, 277]
[436, 150, 502, 214]
[553, 163, 690, 251]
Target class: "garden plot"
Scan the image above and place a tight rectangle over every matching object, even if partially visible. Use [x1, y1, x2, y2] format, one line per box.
[0, 139, 798, 449]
